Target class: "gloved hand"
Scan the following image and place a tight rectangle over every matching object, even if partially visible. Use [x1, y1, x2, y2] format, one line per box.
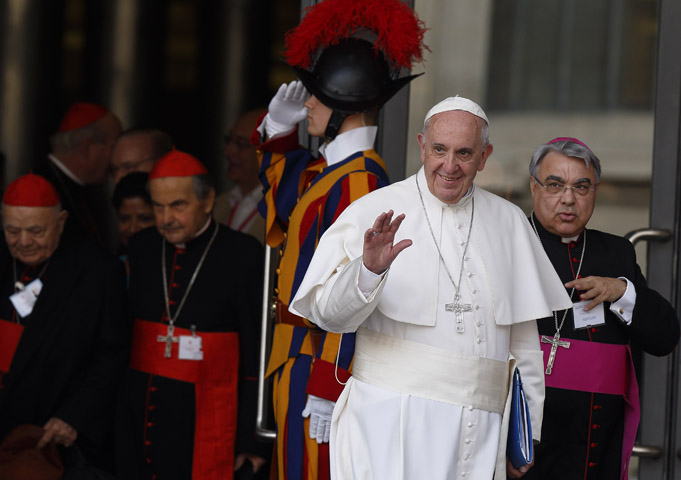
[301, 394, 335, 444]
[265, 80, 310, 138]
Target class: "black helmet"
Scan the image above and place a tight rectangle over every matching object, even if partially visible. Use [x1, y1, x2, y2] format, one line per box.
[293, 38, 421, 115]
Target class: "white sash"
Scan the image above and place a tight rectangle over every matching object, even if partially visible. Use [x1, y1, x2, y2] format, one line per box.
[352, 327, 510, 414]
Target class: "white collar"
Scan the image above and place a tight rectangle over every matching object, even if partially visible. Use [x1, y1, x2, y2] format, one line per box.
[48, 154, 84, 186]
[318, 126, 378, 166]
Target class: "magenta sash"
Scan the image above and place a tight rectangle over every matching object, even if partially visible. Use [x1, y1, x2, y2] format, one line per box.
[540, 336, 639, 480]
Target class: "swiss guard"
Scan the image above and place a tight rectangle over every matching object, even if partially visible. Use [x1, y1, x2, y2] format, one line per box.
[254, 0, 427, 478]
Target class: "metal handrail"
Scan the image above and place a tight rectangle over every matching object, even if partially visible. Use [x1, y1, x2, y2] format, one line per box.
[633, 444, 663, 458]
[623, 227, 671, 461]
[624, 228, 671, 246]
[256, 246, 277, 441]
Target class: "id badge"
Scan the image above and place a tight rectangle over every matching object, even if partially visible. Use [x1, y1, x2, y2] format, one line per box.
[572, 300, 606, 329]
[9, 278, 43, 318]
[179, 335, 204, 360]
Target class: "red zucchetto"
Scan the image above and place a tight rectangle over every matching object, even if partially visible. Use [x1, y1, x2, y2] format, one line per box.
[2, 173, 60, 207]
[58, 102, 110, 132]
[148, 149, 208, 179]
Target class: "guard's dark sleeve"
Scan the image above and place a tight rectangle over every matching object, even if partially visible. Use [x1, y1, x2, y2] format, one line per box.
[234, 234, 270, 458]
[623, 242, 679, 356]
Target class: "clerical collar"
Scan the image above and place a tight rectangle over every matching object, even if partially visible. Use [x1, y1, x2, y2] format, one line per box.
[319, 126, 378, 167]
[48, 154, 84, 186]
[174, 218, 213, 249]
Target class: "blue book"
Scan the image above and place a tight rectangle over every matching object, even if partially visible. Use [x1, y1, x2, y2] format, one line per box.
[507, 367, 534, 468]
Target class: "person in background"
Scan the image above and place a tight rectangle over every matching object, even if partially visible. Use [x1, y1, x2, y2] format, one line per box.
[110, 128, 173, 184]
[36, 102, 122, 249]
[524, 137, 680, 480]
[116, 150, 267, 479]
[111, 172, 155, 249]
[213, 108, 267, 244]
[0, 173, 128, 477]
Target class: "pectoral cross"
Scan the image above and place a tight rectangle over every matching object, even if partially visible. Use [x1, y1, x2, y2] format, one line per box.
[157, 324, 179, 358]
[445, 293, 472, 333]
[541, 332, 570, 375]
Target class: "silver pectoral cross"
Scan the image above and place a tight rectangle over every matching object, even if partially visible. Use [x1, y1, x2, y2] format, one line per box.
[157, 324, 179, 358]
[445, 293, 472, 333]
[540, 332, 570, 375]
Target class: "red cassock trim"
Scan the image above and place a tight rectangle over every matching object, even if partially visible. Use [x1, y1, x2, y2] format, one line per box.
[129, 319, 240, 480]
[0, 319, 23, 374]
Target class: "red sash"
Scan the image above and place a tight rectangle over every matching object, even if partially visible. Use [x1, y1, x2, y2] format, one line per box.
[0, 319, 23, 374]
[540, 336, 639, 480]
[129, 319, 239, 480]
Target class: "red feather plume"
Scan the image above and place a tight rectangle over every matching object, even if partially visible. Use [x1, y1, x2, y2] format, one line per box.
[285, 0, 428, 71]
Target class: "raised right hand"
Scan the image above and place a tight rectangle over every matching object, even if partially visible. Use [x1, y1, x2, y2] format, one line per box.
[266, 81, 310, 137]
[362, 210, 412, 275]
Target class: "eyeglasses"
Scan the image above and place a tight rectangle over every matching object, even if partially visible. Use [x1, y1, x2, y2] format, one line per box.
[533, 177, 597, 196]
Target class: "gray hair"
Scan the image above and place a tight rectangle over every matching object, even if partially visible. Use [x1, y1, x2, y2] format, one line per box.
[192, 174, 214, 201]
[529, 140, 601, 182]
[49, 119, 109, 155]
[421, 115, 490, 149]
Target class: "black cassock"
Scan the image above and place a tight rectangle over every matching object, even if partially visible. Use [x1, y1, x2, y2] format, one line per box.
[34, 158, 113, 250]
[525, 215, 679, 480]
[116, 221, 265, 479]
[0, 237, 129, 471]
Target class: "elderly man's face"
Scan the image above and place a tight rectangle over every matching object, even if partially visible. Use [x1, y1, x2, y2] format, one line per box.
[530, 151, 598, 238]
[418, 110, 492, 204]
[149, 176, 215, 245]
[110, 135, 156, 184]
[224, 111, 262, 192]
[2, 205, 68, 266]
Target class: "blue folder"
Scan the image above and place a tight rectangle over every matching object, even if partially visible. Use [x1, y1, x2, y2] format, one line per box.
[507, 367, 534, 468]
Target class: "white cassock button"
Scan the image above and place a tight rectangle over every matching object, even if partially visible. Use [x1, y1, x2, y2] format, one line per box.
[465, 438, 471, 444]
[463, 453, 471, 460]
[468, 405, 474, 411]
[467, 422, 473, 428]
[476, 337, 481, 344]
[466, 271, 472, 277]
[461, 473, 468, 478]
[475, 305, 480, 310]
[471, 289, 477, 294]
[460, 241, 466, 246]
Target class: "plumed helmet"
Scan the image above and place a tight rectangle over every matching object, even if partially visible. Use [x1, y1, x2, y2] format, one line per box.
[293, 38, 421, 115]
[284, 0, 427, 139]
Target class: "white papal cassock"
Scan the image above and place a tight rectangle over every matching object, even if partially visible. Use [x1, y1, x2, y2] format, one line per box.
[291, 167, 572, 480]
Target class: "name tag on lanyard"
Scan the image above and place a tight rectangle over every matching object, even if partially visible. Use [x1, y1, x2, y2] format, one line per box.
[572, 300, 605, 329]
[9, 278, 43, 318]
[179, 335, 204, 360]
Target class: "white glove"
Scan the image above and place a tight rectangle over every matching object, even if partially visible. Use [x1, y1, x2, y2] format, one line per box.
[265, 81, 310, 138]
[301, 394, 335, 444]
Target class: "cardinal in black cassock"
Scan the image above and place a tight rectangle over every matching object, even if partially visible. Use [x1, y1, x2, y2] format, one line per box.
[115, 150, 267, 480]
[0, 173, 129, 475]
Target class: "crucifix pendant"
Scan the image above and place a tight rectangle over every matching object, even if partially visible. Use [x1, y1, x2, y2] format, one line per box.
[157, 324, 179, 358]
[445, 293, 472, 333]
[540, 331, 570, 375]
